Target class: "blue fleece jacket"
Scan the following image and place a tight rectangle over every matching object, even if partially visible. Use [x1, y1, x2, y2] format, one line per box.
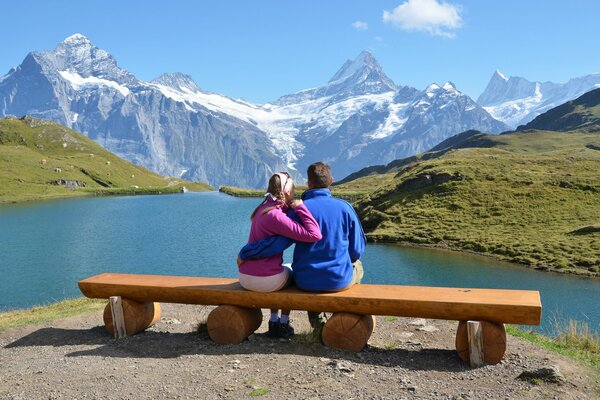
[239, 188, 366, 291]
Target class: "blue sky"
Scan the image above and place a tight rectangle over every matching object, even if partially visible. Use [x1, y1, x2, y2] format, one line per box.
[1, 0, 600, 103]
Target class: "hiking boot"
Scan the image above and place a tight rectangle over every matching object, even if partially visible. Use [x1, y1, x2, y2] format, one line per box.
[268, 320, 295, 339]
[268, 320, 281, 338]
[308, 312, 329, 344]
[278, 322, 295, 339]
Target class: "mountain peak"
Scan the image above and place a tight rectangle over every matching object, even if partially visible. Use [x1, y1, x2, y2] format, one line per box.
[63, 33, 91, 45]
[356, 49, 377, 65]
[151, 72, 201, 92]
[477, 70, 537, 108]
[426, 83, 440, 92]
[41, 34, 137, 85]
[442, 81, 459, 92]
[494, 69, 508, 81]
[274, 50, 397, 104]
[328, 50, 383, 84]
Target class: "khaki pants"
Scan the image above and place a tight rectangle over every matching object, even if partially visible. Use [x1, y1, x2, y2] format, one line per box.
[308, 260, 364, 331]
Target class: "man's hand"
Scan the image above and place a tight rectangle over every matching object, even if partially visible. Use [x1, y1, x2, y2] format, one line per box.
[289, 199, 303, 208]
[237, 254, 243, 268]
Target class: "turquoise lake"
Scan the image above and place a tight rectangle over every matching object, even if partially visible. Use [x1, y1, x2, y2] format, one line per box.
[1, 191, 598, 335]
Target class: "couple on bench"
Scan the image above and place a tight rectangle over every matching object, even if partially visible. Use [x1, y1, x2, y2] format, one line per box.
[237, 161, 366, 339]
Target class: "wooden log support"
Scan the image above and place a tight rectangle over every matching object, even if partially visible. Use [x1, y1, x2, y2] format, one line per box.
[109, 296, 126, 339]
[455, 320, 507, 366]
[103, 298, 161, 337]
[207, 305, 263, 344]
[322, 313, 376, 352]
[467, 321, 484, 368]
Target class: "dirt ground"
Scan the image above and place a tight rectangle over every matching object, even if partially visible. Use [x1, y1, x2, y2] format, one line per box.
[0, 304, 598, 399]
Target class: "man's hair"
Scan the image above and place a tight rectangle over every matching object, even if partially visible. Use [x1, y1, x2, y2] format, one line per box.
[307, 161, 332, 188]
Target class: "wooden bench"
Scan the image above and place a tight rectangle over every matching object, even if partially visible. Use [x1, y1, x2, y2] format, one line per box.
[78, 273, 541, 367]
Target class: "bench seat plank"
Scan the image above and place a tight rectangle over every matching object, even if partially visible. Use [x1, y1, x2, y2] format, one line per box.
[79, 273, 541, 325]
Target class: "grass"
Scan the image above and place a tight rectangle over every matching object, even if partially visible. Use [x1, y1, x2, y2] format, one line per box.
[249, 387, 269, 397]
[0, 297, 106, 331]
[519, 376, 543, 385]
[290, 331, 322, 345]
[244, 378, 269, 397]
[507, 320, 600, 392]
[0, 116, 212, 203]
[350, 130, 600, 276]
[219, 186, 265, 197]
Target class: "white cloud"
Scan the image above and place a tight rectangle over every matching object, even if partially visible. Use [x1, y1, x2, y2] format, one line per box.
[352, 21, 369, 30]
[383, 0, 462, 38]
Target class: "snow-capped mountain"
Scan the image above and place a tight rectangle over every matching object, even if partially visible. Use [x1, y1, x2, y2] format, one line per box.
[285, 77, 509, 179]
[477, 70, 600, 128]
[0, 34, 289, 188]
[0, 35, 508, 186]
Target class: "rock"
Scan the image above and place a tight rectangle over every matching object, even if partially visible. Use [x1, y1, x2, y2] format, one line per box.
[517, 365, 566, 385]
[559, 180, 572, 188]
[397, 172, 464, 191]
[49, 179, 85, 189]
[417, 325, 439, 332]
[329, 360, 354, 373]
[409, 318, 427, 326]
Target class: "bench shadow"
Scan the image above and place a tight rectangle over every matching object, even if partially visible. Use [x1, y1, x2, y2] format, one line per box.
[5, 326, 467, 373]
[4, 326, 108, 348]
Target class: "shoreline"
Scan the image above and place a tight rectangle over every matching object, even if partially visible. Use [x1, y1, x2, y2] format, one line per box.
[218, 185, 365, 202]
[368, 237, 600, 280]
[0, 186, 214, 206]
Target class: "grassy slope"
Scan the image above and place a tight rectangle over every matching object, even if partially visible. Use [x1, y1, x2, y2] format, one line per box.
[0, 117, 212, 203]
[0, 298, 106, 331]
[341, 130, 600, 275]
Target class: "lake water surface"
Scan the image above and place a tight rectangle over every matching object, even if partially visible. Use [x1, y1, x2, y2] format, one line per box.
[1, 191, 598, 335]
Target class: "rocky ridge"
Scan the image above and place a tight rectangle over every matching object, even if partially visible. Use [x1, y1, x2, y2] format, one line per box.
[1, 35, 509, 186]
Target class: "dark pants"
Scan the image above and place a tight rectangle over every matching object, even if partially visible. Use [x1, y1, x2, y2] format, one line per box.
[308, 260, 364, 330]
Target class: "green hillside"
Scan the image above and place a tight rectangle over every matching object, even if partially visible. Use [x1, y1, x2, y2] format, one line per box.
[0, 116, 212, 203]
[336, 130, 600, 275]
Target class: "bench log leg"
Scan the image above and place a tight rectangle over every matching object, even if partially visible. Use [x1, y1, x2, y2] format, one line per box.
[455, 320, 507, 366]
[103, 297, 161, 337]
[322, 313, 376, 352]
[207, 305, 263, 344]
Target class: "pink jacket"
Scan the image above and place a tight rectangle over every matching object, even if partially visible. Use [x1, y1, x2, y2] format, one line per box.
[239, 198, 322, 277]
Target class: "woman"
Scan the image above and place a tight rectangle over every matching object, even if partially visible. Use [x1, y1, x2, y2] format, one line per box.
[238, 172, 322, 339]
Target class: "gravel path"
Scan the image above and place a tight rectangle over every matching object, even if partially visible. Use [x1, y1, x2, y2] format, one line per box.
[0, 304, 597, 399]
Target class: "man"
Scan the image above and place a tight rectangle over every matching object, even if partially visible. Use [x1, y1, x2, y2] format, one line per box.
[238, 161, 366, 336]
